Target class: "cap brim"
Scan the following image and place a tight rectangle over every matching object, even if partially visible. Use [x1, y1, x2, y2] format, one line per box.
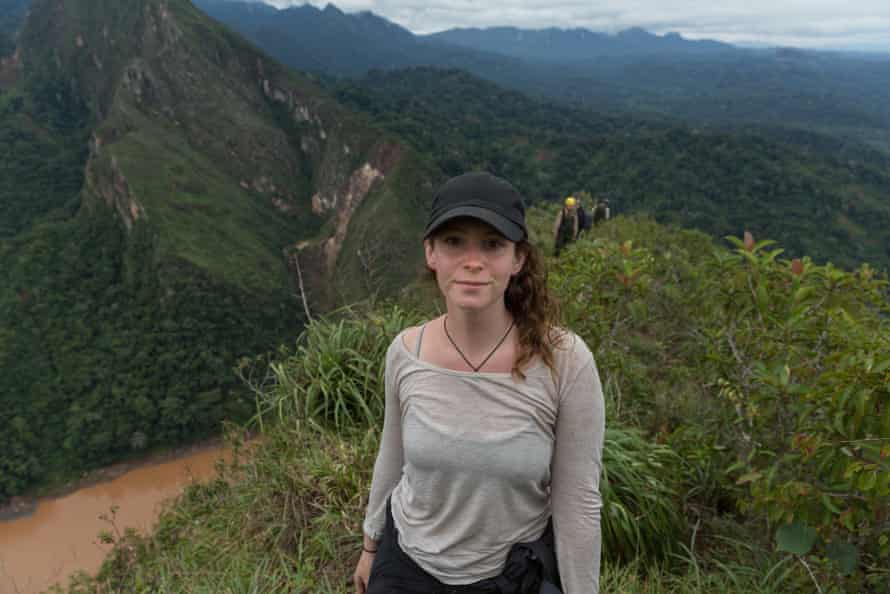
[424, 206, 525, 242]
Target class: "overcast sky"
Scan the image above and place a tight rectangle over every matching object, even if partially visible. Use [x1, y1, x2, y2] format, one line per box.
[257, 1, 890, 51]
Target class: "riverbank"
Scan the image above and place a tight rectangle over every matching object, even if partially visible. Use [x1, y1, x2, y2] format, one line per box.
[0, 435, 236, 523]
[0, 438, 238, 594]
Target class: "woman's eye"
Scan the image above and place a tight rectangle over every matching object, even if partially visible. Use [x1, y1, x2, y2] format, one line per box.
[484, 239, 505, 250]
[443, 236, 462, 246]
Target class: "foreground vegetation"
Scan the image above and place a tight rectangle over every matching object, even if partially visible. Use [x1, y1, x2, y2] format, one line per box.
[57, 214, 888, 594]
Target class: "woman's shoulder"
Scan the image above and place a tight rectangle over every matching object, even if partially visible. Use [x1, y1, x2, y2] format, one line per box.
[551, 327, 592, 357]
[388, 318, 440, 361]
[549, 327, 595, 384]
[399, 324, 421, 356]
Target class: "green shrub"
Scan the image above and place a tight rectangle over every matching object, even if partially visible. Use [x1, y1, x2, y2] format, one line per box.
[702, 235, 890, 588]
[547, 215, 889, 588]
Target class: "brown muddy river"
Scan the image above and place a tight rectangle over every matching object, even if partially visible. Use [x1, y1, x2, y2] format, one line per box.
[0, 445, 228, 594]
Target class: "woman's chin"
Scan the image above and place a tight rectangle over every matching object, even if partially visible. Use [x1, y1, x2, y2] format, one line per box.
[448, 294, 496, 311]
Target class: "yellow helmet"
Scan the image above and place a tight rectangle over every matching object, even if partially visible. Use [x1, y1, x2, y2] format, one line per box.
[564, 196, 577, 208]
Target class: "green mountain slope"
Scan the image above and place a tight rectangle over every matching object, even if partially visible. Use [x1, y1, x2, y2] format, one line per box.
[334, 68, 890, 271]
[0, 0, 434, 501]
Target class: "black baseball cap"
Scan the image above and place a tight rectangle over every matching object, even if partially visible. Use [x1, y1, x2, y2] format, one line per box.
[424, 172, 527, 242]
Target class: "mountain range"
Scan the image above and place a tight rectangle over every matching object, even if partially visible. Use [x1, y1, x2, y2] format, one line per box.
[427, 25, 736, 60]
[195, 0, 890, 153]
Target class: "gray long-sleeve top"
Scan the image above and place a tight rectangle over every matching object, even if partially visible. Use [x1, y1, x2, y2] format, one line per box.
[363, 328, 605, 594]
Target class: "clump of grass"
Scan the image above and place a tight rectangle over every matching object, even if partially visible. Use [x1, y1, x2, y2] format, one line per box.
[601, 426, 686, 563]
[251, 305, 422, 430]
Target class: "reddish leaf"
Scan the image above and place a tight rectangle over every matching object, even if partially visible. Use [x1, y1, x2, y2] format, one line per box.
[791, 259, 804, 275]
[620, 240, 633, 257]
[744, 231, 755, 252]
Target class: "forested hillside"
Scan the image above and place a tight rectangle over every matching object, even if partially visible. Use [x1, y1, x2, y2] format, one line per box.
[334, 67, 890, 271]
[540, 52, 890, 152]
[0, 0, 433, 502]
[430, 28, 890, 140]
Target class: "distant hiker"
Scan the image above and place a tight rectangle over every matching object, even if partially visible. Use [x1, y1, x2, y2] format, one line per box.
[577, 199, 591, 235]
[592, 198, 610, 226]
[354, 172, 605, 594]
[553, 196, 581, 257]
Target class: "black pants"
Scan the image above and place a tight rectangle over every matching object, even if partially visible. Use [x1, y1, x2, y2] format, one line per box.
[366, 502, 557, 594]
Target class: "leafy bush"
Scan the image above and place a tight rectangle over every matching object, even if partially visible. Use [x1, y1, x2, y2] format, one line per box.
[702, 234, 890, 586]
[549, 215, 889, 589]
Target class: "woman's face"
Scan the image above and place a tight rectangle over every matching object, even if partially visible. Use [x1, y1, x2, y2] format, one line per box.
[425, 217, 526, 314]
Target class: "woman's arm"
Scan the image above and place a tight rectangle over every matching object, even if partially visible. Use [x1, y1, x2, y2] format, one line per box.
[550, 349, 606, 594]
[362, 337, 405, 541]
[552, 209, 564, 241]
[355, 337, 406, 593]
[353, 532, 380, 594]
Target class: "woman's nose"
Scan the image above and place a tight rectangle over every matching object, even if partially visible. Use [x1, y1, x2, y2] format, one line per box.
[461, 244, 484, 268]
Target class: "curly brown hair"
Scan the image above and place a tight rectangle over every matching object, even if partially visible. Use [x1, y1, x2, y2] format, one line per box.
[505, 240, 564, 379]
[424, 238, 563, 379]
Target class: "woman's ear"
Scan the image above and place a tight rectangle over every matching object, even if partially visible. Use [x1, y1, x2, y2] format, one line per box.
[424, 238, 437, 270]
[512, 245, 527, 276]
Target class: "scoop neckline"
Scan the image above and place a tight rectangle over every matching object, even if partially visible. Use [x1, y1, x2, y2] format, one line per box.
[397, 327, 546, 378]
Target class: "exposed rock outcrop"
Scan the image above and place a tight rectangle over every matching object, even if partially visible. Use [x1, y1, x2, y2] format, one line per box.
[288, 141, 404, 308]
[84, 146, 146, 231]
[319, 163, 384, 271]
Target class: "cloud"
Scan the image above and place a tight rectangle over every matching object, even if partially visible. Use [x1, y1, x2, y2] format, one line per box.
[261, 1, 890, 50]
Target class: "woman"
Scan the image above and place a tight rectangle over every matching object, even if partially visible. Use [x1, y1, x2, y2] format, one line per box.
[353, 172, 605, 594]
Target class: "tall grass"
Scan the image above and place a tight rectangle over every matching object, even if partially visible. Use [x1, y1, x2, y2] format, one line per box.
[252, 306, 421, 430]
[601, 426, 686, 563]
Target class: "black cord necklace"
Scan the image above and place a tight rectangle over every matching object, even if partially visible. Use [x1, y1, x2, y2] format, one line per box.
[443, 315, 515, 372]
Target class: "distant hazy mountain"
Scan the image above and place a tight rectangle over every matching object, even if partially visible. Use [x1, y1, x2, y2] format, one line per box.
[192, 0, 522, 77]
[425, 26, 737, 62]
[193, 1, 890, 152]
